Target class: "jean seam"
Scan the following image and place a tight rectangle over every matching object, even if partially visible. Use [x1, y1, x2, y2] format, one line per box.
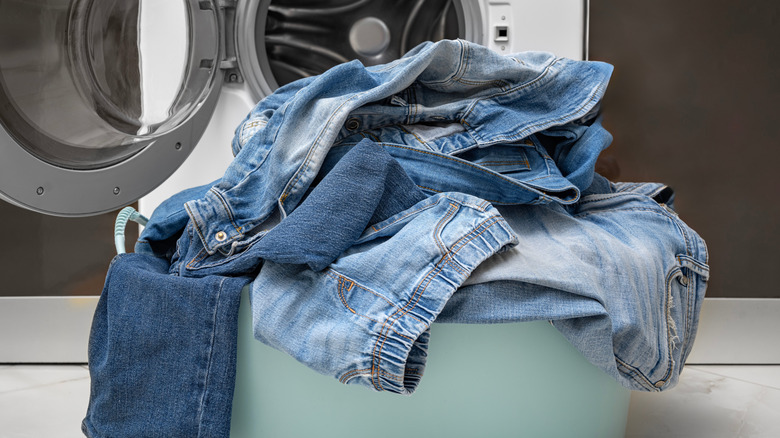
[615, 356, 658, 391]
[212, 189, 243, 236]
[433, 203, 459, 255]
[613, 268, 681, 392]
[195, 277, 226, 437]
[327, 269, 423, 337]
[280, 90, 368, 207]
[370, 214, 508, 391]
[462, 58, 605, 144]
[186, 248, 211, 270]
[369, 202, 437, 233]
[397, 124, 434, 151]
[417, 39, 467, 87]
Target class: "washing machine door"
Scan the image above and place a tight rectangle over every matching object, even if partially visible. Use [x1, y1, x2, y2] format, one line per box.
[0, 0, 226, 216]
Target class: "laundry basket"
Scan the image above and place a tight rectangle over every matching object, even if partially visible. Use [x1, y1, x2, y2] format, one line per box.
[229, 286, 630, 438]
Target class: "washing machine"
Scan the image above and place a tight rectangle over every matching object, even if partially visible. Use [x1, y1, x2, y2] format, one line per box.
[0, 0, 588, 361]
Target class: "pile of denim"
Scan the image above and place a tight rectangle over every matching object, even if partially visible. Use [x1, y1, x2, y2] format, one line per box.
[83, 40, 709, 438]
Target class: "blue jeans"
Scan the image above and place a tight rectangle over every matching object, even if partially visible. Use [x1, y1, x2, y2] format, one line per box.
[250, 192, 517, 394]
[82, 253, 248, 438]
[86, 39, 709, 437]
[437, 175, 710, 391]
[85, 139, 518, 436]
[170, 139, 518, 394]
[183, 39, 613, 257]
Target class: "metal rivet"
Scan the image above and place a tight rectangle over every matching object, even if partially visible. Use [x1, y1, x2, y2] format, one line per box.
[346, 118, 360, 131]
[215, 231, 227, 242]
[36, 187, 44, 195]
[113, 187, 121, 195]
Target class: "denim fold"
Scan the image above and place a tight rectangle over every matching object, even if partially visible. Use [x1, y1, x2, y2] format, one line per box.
[251, 193, 518, 394]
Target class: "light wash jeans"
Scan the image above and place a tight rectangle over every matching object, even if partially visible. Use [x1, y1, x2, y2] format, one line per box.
[438, 175, 709, 391]
[184, 39, 613, 257]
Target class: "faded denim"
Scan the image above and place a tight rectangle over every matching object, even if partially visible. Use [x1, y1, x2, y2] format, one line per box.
[184, 39, 613, 257]
[437, 175, 710, 391]
[251, 191, 518, 394]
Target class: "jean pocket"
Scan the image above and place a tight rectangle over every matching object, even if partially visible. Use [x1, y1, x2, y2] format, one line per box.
[617, 254, 709, 391]
[433, 201, 461, 256]
[454, 144, 532, 174]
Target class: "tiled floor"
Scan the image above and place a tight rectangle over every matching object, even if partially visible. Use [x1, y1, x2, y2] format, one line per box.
[1, 364, 779, 437]
[625, 366, 780, 438]
[0, 365, 90, 438]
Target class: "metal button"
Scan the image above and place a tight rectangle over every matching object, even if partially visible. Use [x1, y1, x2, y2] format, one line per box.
[215, 231, 227, 242]
[654, 380, 665, 388]
[679, 275, 689, 286]
[345, 118, 360, 131]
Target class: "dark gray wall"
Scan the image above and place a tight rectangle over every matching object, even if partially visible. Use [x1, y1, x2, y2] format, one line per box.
[590, 0, 780, 298]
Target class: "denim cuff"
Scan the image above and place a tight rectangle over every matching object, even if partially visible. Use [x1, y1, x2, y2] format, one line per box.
[361, 212, 518, 394]
[250, 194, 517, 395]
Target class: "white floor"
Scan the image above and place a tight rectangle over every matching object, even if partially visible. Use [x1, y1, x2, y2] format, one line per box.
[1, 365, 779, 438]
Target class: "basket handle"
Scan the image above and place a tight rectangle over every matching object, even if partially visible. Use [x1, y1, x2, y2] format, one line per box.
[114, 206, 150, 254]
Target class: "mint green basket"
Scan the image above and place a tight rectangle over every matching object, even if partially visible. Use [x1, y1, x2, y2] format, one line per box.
[230, 286, 630, 438]
[113, 206, 629, 436]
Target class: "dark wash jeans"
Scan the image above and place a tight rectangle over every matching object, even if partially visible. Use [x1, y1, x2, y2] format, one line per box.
[82, 253, 248, 438]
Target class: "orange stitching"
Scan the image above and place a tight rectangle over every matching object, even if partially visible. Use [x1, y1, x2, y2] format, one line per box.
[397, 124, 429, 149]
[185, 248, 210, 270]
[433, 203, 459, 255]
[371, 215, 507, 389]
[329, 269, 420, 338]
[340, 367, 406, 383]
[211, 188, 243, 234]
[337, 277, 356, 314]
[372, 265, 440, 391]
[350, 281, 425, 326]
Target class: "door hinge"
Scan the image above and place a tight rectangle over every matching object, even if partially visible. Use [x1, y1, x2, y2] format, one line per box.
[203, 0, 243, 83]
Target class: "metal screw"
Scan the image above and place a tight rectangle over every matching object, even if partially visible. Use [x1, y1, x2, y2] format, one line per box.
[175, 142, 182, 150]
[36, 186, 44, 195]
[113, 187, 121, 195]
[229, 73, 238, 82]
